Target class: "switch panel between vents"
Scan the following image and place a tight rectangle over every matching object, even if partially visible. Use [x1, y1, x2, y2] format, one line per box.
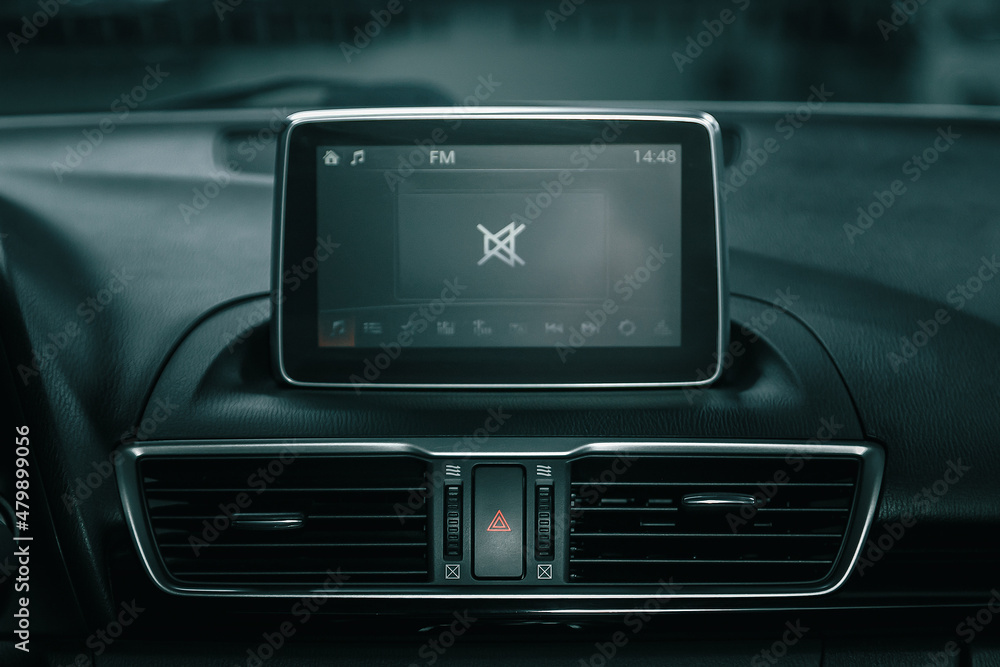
[472, 466, 525, 579]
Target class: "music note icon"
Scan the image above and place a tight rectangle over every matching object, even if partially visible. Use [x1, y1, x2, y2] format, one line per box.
[350, 149, 365, 166]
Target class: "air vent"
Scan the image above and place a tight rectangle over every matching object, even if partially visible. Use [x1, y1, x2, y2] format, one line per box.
[569, 455, 861, 586]
[140, 455, 430, 587]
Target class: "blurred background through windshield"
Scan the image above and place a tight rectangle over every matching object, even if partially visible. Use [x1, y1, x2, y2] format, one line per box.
[3, 0, 999, 114]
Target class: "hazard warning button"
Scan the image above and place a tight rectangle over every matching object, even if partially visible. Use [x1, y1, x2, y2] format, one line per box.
[473, 466, 524, 579]
[487, 509, 511, 531]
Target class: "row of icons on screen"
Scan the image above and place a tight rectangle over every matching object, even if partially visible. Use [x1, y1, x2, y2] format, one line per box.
[328, 319, 674, 338]
[322, 149, 365, 166]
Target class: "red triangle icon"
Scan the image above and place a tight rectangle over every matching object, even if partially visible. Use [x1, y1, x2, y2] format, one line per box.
[487, 509, 511, 532]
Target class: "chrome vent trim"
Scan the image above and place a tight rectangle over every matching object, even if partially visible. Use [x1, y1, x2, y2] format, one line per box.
[117, 439, 884, 602]
[569, 455, 861, 585]
[138, 455, 431, 587]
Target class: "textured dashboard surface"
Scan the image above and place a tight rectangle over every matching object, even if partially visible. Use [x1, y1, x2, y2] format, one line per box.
[143, 296, 860, 442]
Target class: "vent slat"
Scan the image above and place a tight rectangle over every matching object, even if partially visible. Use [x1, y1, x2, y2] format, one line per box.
[570, 558, 835, 564]
[570, 532, 843, 538]
[568, 455, 860, 585]
[141, 456, 431, 586]
[756, 508, 849, 512]
[146, 487, 426, 493]
[148, 514, 425, 521]
[572, 482, 855, 487]
[172, 571, 427, 577]
[571, 507, 680, 512]
[158, 542, 427, 548]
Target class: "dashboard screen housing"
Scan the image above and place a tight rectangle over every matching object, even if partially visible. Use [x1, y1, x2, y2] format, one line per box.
[274, 108, 727, 388]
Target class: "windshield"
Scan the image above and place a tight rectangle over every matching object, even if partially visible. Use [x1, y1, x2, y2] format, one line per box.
[3, 0, 997, 114]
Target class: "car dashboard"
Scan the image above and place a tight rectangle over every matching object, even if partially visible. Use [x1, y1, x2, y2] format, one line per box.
[1, 103, 999, 666]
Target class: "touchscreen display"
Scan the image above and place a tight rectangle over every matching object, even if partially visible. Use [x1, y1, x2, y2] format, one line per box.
[275, 111, 725, 388]
[314, 145, 682, 350]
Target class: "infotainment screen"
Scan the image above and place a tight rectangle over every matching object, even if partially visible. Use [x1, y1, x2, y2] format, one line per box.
[274, 109, 726, 388]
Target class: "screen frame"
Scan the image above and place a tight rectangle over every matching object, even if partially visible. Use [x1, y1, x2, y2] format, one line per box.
[273, 107, 728, 389]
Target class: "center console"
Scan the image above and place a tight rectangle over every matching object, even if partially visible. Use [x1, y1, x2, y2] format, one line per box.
[114, 108, 885, 609]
